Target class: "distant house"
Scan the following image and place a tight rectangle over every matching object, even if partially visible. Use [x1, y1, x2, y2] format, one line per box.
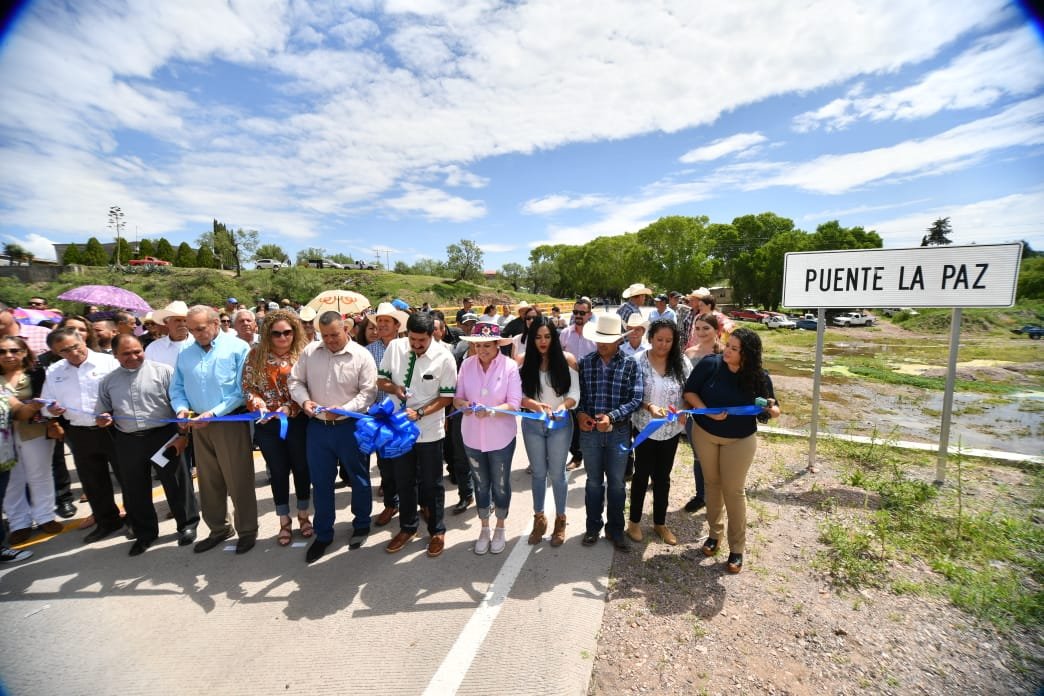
[483, 269, 498, 280]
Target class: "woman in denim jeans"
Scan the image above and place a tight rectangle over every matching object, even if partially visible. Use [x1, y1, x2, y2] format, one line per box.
[243, 310, 312, 547]
[453, 322, 522, 555]
[518, 318, 579, 547]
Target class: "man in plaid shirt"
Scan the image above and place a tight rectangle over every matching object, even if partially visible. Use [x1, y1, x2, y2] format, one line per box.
[576, 314, 643, 551]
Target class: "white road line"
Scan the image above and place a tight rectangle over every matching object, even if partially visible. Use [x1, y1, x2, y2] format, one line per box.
[422, 537, 533, 696]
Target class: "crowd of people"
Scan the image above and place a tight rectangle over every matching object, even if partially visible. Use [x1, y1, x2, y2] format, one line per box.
[0, 285, 779, 573]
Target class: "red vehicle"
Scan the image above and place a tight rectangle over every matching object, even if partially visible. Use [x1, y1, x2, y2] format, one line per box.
[728, 308, 768, 322]
[128, 256, 171, 266]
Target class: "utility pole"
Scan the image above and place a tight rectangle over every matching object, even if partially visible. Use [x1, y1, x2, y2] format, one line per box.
[374, 247, 392, 269]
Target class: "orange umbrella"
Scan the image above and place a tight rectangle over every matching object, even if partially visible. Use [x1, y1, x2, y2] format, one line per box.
[305, 290, 370, 317]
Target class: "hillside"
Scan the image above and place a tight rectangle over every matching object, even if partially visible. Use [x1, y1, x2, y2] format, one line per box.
[0, 266, 561, 313]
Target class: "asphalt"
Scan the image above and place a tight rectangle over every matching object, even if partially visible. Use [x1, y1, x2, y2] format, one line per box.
[0, 430, 610, 696]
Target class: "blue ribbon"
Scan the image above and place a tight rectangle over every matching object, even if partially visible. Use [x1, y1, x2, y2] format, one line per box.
[621, 405, 766, 451]
[33, 399, 289, 439]
[318, 397, 420, 459]
[448, 403, 571, 431]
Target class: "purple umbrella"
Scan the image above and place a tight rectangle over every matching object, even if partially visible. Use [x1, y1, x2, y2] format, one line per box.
[57, 285, 152, 313]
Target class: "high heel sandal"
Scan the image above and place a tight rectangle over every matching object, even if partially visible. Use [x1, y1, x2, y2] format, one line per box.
[297, 513, 314, 538]
[277, 517, 293, 546]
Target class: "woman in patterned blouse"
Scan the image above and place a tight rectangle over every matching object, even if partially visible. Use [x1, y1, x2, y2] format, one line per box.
[243, 310, 313, 546]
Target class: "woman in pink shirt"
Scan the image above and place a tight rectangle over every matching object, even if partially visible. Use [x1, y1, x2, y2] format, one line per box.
[453, 322, 522, 555]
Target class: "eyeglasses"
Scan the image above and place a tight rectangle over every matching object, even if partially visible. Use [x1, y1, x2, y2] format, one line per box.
[28, 302, 45, 307]
[220, 319, 231, 324]
[525, 316, 536, 321]
[0, 348, 24, 355]
[270, 329, 294, 338]
[572, 310, 588, 316]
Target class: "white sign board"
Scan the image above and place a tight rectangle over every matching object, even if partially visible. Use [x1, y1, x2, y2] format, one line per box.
[782, 243, 1022, 308]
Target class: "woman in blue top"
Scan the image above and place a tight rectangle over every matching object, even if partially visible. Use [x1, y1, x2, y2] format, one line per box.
[683, 327, 780, 573]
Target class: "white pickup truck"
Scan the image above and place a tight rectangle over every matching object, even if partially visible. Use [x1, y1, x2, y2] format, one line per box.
[833, 311, 875, 327]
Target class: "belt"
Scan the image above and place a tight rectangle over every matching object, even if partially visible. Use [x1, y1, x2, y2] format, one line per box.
[314, 416, 349, 426]
[66, 424, 102, 431]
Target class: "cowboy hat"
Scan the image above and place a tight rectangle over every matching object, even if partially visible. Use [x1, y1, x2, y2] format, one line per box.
[583, 314, 632, 343]
[625, 314, 649, 331]
[298, 306, 317, 323]
[687, 287, 711, 299]
[621, 283, 653, 299]
[151, 301, 189, 324]
[460, 321, 512, 344]
[459, 311, 479, 324]
[373, 301, 409, 328]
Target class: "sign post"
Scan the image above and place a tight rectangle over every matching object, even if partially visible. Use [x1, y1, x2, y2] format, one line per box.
[782, 243, 1022, 482]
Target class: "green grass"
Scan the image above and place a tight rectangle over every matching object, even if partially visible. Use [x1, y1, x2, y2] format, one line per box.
[818, 438, 1044, 630]
[837, 358, 1020, 394]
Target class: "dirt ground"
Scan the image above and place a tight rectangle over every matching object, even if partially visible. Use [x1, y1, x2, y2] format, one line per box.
[588, 439, 1043, 695]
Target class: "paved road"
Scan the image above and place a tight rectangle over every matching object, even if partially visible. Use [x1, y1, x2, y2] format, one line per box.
[0, 432, 610, 696]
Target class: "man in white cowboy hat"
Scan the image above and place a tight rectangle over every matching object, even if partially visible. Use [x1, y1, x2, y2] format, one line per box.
[144, 300, 195, 368]
[617, 283, 652, 324]
[576, 313, 644, 551]
[367, 301, 409, 528]
[619, 314, 649, 359]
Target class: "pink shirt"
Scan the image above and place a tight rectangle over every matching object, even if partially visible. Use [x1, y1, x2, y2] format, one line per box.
[455, 353, 522, 452]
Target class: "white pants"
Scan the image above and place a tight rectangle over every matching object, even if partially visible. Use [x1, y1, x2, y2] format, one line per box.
[4, 431, 56, 530]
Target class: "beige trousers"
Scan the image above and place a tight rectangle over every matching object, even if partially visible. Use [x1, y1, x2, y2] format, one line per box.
[691, 422, 757, 553]
[193, 423, 258, 539]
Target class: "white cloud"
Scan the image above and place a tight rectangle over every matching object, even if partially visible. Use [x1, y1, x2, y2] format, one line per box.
[801, 198, 932, 222]
[867, 189, 1044, 248]
[679, 132, 767, 163]
[382, 185, 486, 221]
[793, 26, 1044, 132]
[480, 243, 516, 253]
[521, 193, 610, 215]
[742, 96, 1044, 194]
[2, 233, 59, 262]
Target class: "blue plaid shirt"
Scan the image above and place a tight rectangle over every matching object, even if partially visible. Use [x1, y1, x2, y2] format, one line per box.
[577, 349, 643, 423]
[366, 339, 388, 368]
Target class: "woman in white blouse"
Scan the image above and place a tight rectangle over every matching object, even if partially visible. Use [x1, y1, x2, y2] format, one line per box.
[627, 319, 692, 545]
[518, 317, 579, 547]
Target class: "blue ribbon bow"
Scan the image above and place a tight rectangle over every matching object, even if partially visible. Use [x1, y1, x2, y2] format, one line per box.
[318, 397, 420, 459]
[621, 404, 766, 451]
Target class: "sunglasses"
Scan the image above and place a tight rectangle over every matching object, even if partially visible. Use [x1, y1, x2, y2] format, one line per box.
[220, 319, 231, 324]
[0, 348, 24, 355]
[270, 329, 294, 338]
[572, 310, 588, 316]
[28, 302, 45, 307]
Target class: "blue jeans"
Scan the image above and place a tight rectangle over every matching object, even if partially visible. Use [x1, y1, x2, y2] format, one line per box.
[0, 467, 9, 547]
[256, 414, 310, 516]
[521, 418, 572, 517]
[580, 428, 630, 539]
[306, 419, 371, 542]
[465, 440, 515, 520]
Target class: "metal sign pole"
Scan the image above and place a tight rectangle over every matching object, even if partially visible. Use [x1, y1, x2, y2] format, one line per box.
[807, 307, 826, 472]
[935, 307, 962, 484]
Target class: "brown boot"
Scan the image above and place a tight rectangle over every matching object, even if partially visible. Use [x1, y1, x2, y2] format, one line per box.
[654, 524, 677, 545]
[550, 515, 566, 547]
[528, 513, 547, 545]
[626, 520, 643, 542]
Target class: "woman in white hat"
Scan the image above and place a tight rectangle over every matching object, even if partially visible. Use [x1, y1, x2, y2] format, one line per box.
[452, 322, 522, 555]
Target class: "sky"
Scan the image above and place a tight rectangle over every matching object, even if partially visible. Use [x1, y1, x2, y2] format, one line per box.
[0, 0, 1042, 271]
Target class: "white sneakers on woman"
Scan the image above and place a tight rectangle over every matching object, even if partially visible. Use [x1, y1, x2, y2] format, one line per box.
[490, 527, 506, 554]
[474, 527, 491, 555]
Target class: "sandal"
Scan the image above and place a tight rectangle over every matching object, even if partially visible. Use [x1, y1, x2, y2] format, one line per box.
[277, 517, 293, 546]
[297, 513, 314, 538]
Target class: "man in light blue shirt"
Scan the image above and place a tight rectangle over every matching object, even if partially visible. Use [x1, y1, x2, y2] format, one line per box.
[171, 306, 257, 554]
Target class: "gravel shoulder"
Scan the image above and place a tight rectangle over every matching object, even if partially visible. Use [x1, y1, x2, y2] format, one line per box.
[588, 438, 1043, 695]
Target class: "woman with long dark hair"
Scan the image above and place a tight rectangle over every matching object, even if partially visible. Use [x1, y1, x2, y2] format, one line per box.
[519, 317, 579, 546]
[682, 312, 722, 512]
[627, 319, 691, 545]
[684, 327, 780, 573]
[243, 310, 313, 546]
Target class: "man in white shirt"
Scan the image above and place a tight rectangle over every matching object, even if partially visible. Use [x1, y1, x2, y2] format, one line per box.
[232, 309, 259, 345]
[144, 301, 194, 367]
[559, 299, 596, 471]
[41, 327, 123, 543]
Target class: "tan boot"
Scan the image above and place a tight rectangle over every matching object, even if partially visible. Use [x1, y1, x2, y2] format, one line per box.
[654, 524, 677, 545]
[626, 520, 643, 542]
[528, 513, 547, 545]
[550, 515, 566, 547]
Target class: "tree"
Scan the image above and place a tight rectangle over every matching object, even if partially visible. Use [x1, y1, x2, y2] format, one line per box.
[3, 243, 32, 265]
[295, 247, 328, 265]
[500, 262, 526, 291]
[921, 217, 953, 246]
[155, 238, 175, 262]
[196, 245, 218, 269]
[110, 238, 132, 265]
[328, 253, 355, 265]
[393, 261, 411, 274]
[255, 243, 288, 262]
[197, 220, 258, 276]
[108, 205, 126, 265]
[137, 238, 156, 258]
[62, 244, 83, 265]
[174, 242, 196, 267]
[1017, 256, 1044, 300]
[81, 237, 108, 266]
[445, 239, 483, 282]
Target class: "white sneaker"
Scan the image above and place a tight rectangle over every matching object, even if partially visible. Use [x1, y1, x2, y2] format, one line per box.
[490, 527, 506, 554]
[474, 527, 491, 555]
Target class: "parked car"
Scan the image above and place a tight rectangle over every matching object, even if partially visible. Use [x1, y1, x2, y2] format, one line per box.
[795, 317, 819, 330]
[1011, 324, 1044, 340]
[882, 307, 919, 317]
[128, 256, 171, 266]
[349, 260, 378, 270]
[763, 315, 796, 329]
[729, 308, 768, 322]
[255, 258, 283, 270]
[833, 311, 875, 327]
[306, 258, 344, 269]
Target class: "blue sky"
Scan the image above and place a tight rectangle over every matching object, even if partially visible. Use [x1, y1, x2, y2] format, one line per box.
[0, 0, 1042, 271]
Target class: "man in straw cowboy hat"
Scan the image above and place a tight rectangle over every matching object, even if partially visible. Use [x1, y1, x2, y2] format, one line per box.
[367, 302, 409, 529]
[617, 283, 652, 324]
[575, 313, 644, 551]
[145, 301, 194, 368]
